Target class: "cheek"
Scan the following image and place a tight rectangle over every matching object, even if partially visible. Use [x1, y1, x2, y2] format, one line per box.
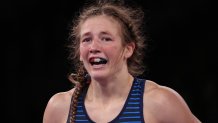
[105, 45, 123, 58]
[79, 45, 87, 61]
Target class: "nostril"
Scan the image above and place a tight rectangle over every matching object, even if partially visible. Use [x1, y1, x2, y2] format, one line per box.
[90, 49, 100, 53]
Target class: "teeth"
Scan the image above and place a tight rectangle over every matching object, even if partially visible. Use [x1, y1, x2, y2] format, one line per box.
[90, 57, 107, 65]
[94, 58, 101, 62]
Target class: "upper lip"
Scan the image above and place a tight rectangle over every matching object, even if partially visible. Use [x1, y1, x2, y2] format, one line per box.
[88, 56, 107, 63]
[89, 56, 104, 61]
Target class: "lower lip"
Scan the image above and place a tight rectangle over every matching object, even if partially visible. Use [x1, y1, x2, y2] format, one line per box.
[91, 64, 106, 69]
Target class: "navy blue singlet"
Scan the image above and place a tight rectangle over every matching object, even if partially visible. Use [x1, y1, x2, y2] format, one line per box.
[67, 78, 146, 123]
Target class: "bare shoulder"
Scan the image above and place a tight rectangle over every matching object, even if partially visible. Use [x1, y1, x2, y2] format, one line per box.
[143, 80, 201, 123]
[43, 88, 75, 123]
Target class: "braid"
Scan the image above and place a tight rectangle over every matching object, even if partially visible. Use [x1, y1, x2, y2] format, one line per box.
[70, 86, 82, 123]
[69, 64, 90, 123]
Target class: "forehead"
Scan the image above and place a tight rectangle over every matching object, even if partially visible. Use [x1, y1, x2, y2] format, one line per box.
[79, 15, 122, 36]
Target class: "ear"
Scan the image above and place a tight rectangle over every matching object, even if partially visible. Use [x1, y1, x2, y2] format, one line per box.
[79, 52, 83, 61]
[80, 55, 83, 61]
[124, 42, 135, 59]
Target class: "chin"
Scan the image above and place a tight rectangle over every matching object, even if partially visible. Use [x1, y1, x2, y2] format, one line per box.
[89, 71, 110, 81]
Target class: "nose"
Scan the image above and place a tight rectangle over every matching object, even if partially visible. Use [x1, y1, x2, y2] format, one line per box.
[89, 39, 101, 54]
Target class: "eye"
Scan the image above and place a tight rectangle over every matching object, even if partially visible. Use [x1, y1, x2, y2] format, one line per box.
[102, 37, 112, 42]
[82, 37, 92, 42]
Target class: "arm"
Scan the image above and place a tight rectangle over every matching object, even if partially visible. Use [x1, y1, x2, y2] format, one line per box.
[43, 91, 73, 123]
[157, 86, 201, 123]
[143, 81, 201, 123]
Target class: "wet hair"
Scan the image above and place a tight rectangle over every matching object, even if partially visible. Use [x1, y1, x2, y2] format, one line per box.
[67, 0, 146, 122]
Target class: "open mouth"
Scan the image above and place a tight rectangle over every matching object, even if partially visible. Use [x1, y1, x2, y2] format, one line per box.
[89, 57, 108, 65]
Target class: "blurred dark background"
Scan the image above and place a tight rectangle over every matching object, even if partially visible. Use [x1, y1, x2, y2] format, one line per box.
[3, 0, 217, 123]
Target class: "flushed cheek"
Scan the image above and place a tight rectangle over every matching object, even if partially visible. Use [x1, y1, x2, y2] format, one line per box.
[105, 47, 123, 63]
[79, 45, 89, 61]
[104, 45, 120, 53]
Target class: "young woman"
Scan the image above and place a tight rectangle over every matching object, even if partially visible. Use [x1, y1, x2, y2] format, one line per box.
[43, 1, 201, 123]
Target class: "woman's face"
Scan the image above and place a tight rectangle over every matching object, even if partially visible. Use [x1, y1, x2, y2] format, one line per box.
[79, 15, 134, 80]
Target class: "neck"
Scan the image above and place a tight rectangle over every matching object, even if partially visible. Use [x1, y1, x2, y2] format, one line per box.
[86, 72, 134, 104]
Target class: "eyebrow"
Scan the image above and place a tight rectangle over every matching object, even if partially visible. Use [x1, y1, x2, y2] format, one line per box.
[80, 32, 91, 38]
[100, 31, 112, 36]
[81, 31, 112, 38]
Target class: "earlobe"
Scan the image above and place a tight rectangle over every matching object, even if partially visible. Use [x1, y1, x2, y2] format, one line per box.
[80, 55, 83, 61]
